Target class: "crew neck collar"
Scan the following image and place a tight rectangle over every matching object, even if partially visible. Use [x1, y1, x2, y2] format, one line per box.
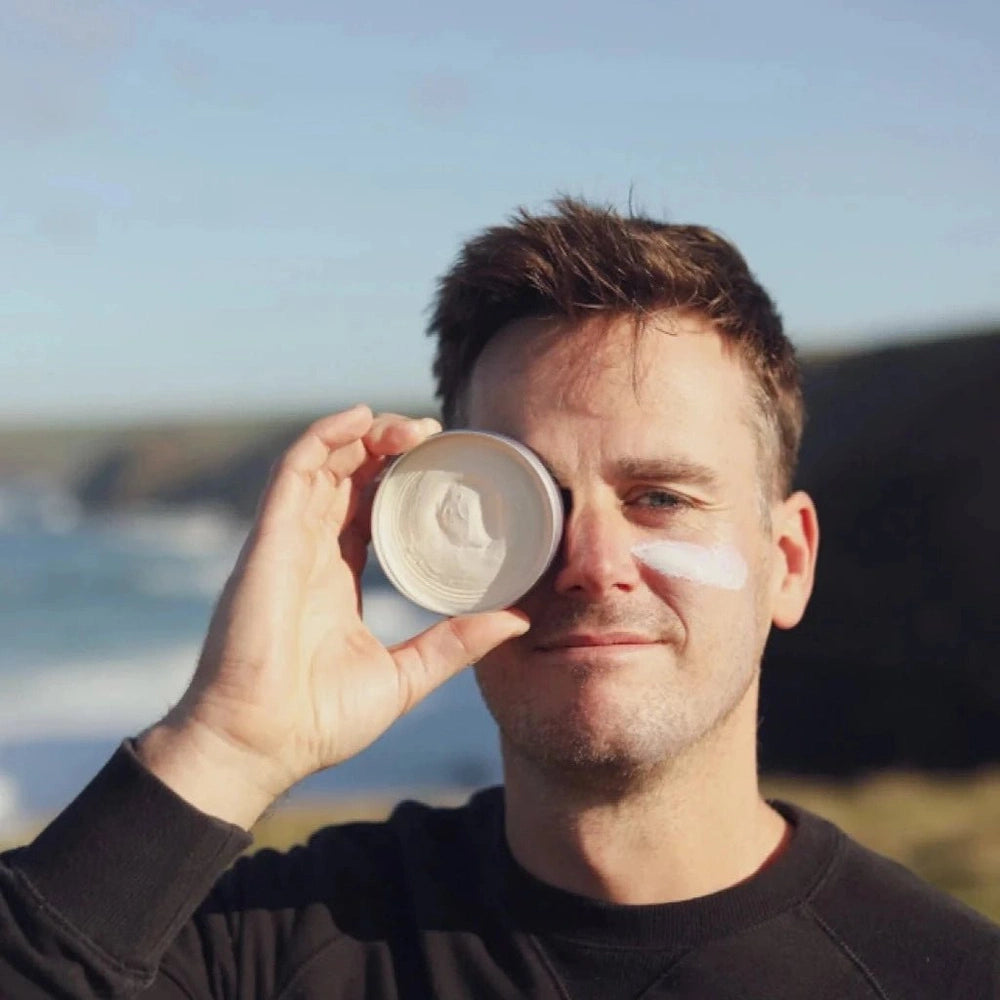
[477, 795, 841, 950]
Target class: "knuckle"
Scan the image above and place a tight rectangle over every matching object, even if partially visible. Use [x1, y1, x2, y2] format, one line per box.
[443, 617, 476, 665]
[393, 648, 423, 714]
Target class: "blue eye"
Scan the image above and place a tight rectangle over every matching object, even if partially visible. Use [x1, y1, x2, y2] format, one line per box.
[635, 490, 684, 509]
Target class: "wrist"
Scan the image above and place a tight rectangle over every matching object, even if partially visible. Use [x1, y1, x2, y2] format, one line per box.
[136, 716, 284, 830]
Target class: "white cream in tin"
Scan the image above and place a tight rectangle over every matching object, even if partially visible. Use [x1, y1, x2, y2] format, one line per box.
[372, 432, 563, 615]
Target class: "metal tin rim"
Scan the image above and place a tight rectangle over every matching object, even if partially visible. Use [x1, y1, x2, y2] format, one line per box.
[371, 430, 563, 615]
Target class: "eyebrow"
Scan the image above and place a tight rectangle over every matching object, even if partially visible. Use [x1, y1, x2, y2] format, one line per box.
[613, 456, 722, 490]
[535, 452, 724, 493]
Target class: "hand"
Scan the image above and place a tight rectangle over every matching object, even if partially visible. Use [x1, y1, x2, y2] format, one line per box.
[138, 406, 529, 826]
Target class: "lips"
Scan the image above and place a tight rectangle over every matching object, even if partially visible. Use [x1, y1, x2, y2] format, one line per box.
[538, 632, 658, 650]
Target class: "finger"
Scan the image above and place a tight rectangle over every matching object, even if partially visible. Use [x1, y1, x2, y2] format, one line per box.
[389, 610, 530, 714]
[364, 414, 442, 458]
[280, 405, 374, 478]
[311, 445, 386, 532]
[258, 406, 373, 528]
[308, 417, 426, 540]
[344, 414, 443, 531]
[339, 528, 369, 582]
[307, 415, 434, 537]
[340, 473, 380, 548]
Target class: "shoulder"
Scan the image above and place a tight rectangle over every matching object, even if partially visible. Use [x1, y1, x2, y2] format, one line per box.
[783, 803, 1000, 998]
[210, 786, 504, 919]
[307, 784, 503, 873]
[160, 791, 504, 996]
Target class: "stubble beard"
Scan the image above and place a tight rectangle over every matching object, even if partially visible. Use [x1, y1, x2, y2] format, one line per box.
[475, 599, 763, 794]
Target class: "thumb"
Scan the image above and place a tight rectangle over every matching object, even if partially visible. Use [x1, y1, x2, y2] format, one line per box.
[389, 610, 530, 714]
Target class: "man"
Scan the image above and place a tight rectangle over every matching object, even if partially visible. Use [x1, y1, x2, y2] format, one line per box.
[2, 198, 997, 998]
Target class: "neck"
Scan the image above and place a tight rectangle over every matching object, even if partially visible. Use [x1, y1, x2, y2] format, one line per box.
[501, 696, 787, 905]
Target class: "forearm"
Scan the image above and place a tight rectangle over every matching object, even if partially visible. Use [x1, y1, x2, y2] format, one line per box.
[0, 741, 249, 999]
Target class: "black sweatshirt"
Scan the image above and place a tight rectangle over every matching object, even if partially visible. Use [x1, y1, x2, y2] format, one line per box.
[2, 742, 999, 999]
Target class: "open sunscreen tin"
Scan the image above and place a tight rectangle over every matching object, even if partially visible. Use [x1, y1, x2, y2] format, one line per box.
[371, 431, 563, 615]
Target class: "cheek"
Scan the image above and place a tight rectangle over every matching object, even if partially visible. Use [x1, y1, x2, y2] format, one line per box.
[475, 630, 528, 682]
[631, 539, 748, 591]
[638, 567, 748, 637]
[634, 540, 769, 648]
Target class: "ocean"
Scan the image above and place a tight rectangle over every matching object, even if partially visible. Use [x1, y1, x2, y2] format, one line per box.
[0, 482, 503, 836]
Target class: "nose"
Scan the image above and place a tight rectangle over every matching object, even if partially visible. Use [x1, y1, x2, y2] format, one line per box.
[552, 500, 641, 598]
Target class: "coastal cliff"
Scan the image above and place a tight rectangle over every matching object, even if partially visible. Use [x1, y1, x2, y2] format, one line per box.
[762, 329, 1000, 772]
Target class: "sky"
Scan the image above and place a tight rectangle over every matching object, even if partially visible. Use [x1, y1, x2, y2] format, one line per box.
[2, 0, 997, 423]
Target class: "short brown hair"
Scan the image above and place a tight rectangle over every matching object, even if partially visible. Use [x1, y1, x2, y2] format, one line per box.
[428, 196, 804, 496]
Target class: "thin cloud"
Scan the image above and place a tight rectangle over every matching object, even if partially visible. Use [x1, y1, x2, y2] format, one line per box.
[163, 42, 216, 100]
[409, 72, 473, 123]
[0, 0, 139, 141]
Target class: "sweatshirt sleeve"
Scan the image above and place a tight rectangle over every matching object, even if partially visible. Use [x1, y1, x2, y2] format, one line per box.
[0, 740, 250, 999]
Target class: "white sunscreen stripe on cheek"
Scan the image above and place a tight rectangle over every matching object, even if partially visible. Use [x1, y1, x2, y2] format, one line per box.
[631, 539, 748, 591]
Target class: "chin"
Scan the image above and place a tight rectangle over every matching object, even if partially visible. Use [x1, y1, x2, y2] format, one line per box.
[480, 677, 692, 779]
[478, 660, 758, 788]
[502, 717, 685, 792]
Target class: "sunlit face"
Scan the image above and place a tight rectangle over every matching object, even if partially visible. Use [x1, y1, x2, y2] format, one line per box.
[465, 312, 785, 781]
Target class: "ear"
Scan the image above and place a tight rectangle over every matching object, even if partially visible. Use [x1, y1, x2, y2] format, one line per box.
[770, 490, 819, 630]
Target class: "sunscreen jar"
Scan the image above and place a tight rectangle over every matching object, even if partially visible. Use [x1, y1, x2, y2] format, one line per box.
[371, 431, 563, 615]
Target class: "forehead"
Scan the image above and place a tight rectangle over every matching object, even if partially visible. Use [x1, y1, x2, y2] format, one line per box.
[464, 313, 761, 478]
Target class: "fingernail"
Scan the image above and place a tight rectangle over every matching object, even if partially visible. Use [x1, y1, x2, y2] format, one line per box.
[510, 611, 531, 634]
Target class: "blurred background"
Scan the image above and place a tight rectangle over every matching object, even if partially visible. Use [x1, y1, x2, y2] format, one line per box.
[1, 1, 998, 914]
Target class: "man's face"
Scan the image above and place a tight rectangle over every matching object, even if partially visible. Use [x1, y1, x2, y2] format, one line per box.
[464, 312, 785, 780]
